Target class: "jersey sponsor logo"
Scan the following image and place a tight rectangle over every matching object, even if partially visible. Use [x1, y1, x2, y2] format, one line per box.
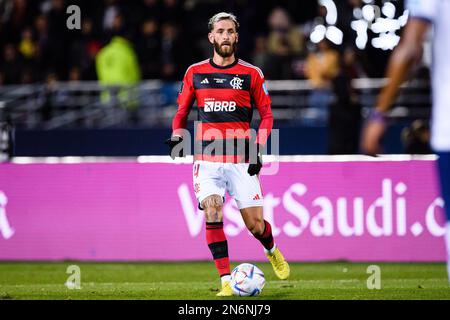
[213, 78, 226, 84]
[204, 100, 237, 112]
[200, 78, 209, 84]
[230, 76, 244, 89]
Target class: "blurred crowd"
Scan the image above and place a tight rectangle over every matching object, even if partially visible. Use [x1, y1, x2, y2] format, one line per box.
[0, 0, 433, 155]
[0, 0, 395, 86]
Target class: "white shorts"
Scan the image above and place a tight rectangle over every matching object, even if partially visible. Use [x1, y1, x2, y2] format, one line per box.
[193, 160, 264, 210]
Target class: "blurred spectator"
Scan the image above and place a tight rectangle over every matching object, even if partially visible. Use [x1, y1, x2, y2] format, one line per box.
[160, 22, 187, 81]
[18, 26, 38, 83]
[33, 14, 51, 78]
[159, 0, 184, 25]
[40, 71, 59, 121]
[69, 66, 82, 82]
[47, 0, 66, 36]
[265, 7, 305, 79]
[341, 45, 366, 79]
[137, 18, 161, 79]
[20, 68, 34, 84]
[328, 46, 363, 154]
[305, 39, 340, 89]
[304, 39, 339, 122]
[0, 44, 22, 84]
[102, 0, 120, 31]
[141, 0, 163, 21]
[46, 0, 69, 79]
[251, 35, 271, 74]
[103, 10, 127, 42]
[2, 0, 34, 44]
[69, 18, 101, 80]
[96, 33, 141, 84]
[401, 120, 432, 154]
[95, 33, 141, 108]
[18, 27, 36, 60]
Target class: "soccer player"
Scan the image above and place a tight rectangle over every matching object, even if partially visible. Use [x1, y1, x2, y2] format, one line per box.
[361, 0, 450, 283]
[165, 12, 290, 296]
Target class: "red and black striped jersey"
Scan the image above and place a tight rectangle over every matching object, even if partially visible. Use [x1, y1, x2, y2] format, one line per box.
[172, 58, 273, 163]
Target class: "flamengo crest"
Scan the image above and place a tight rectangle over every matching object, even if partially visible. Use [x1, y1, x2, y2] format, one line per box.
[230, 76, 243, 89]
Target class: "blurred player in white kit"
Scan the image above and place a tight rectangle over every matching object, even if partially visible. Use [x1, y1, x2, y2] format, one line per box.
[362, 0, 450, 283]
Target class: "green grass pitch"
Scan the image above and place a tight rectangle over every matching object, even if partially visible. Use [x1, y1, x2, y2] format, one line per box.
[0, 262, 449, 300]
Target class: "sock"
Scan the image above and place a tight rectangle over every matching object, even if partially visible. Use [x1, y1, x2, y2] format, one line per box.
[254, 220, 275, 251]
[206, 222, 230, 278]
[221, 275, 231, 286]
[445, 222, 450, 284]
[265, 244, 277, 255]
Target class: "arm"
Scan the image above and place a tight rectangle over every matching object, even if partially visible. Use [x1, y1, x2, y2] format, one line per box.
[248, 72, 273, 175]
[255, 103, 273, 147]
[361, 18, 430, 155]
[165, 68, 195, 158]
[172, 69, 195, 137]
[375, 19, 430, 113]
[253, 73, 273, 147]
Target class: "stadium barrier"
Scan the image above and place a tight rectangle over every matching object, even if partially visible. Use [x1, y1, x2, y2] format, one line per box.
[0, 78, 430, 129]
[0, 155, 446, 262]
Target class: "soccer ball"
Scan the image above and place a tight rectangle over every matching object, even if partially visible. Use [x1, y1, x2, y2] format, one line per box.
[230, 263, 265, 297]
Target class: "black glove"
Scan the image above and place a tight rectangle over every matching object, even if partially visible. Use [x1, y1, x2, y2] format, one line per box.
[165, 136, 184, 159]
[247, 144, 263, 176]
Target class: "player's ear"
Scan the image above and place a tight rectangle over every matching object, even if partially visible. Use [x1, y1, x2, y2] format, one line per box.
[208, 32, 214, 44]
[236, 32, 239, 43]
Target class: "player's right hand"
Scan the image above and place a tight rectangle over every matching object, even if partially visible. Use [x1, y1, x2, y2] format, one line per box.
[164, 136, 184, 159]
[360, 116, 387, 156]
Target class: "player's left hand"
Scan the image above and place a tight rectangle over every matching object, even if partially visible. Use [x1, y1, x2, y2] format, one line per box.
[248, 144, 263, 176]
[360, 110, 387, 156]
[164, 136, 185, 159]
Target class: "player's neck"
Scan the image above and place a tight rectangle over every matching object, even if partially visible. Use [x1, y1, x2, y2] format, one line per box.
[212, 53, 236, 67]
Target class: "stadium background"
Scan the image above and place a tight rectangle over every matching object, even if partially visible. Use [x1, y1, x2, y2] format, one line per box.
[1, 0, 432, 156]
[0, 0, 449, 300]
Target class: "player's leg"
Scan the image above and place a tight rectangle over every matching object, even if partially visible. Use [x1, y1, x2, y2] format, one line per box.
[225, 163, 289, 280]
[239, 206, 272, 250]
[202, 195, 233, 296]
[240, 206, 290, 280]
[436, 152, 450, 283]
[193, 161, 232, 295]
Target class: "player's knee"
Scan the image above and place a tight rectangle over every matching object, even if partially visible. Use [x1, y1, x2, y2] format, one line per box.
[202, 195, 223, 222]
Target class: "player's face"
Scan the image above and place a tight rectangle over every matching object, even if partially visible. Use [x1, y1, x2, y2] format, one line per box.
[208, 19, 238, 58]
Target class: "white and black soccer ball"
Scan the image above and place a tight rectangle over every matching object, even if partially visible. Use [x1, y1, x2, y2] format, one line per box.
[230, 263, 265, 297]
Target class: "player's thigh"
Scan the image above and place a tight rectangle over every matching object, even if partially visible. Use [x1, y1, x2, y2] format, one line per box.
[224, 163, 263, 209]
[193, 161, 226, 213]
